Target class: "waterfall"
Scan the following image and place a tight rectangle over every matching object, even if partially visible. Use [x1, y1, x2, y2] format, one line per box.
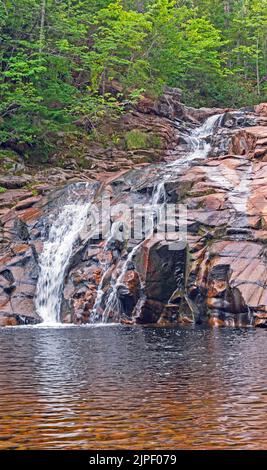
[91, 113, 225, 323]
[152, 181, 167, 205]
[91, 243, 142, 323]
[172, 113, 224, 165]
[100, 244, 142, 322]
[34, 114, 224, 325]
[35, 184, 93, 324]
[190, 113, 223, 154]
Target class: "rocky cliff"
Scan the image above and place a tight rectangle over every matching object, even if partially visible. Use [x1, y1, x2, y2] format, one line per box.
[0, 91, 267, 327]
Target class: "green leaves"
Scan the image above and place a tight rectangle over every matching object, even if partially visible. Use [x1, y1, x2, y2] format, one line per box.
[0, 0, 266, 158]
[3, 57, 47, 80]
[89, 1, 151, 91]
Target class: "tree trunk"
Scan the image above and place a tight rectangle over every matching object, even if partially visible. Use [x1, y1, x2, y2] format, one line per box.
[256, 36, 260, 96]
[39, 0, 46, 55]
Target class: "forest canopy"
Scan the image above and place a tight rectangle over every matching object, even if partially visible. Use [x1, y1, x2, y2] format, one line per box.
[0, 0, 266, 156]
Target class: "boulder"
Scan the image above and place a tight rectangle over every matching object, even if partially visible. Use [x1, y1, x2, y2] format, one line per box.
[230, 126, 267, 159]
[132, 236, 187, 323]
[255, 103, 267, 117]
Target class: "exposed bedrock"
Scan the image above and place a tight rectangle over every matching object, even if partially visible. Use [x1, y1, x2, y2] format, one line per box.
[0, 96, 267, 327]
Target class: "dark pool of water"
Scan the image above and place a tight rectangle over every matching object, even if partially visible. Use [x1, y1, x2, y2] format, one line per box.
[0, 324, 266, 449]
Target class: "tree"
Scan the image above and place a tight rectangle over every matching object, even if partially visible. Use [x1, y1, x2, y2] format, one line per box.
[88, 1, 151, 93]
[0, 0, 266, 160]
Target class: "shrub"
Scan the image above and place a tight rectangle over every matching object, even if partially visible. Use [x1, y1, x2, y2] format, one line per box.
[0, 150, 20, 160]
[125, 130, 163, 150]
[149, 133, 163, 149]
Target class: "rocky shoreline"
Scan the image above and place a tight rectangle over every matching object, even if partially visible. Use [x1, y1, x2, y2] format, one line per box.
[0, 92, 267, 327]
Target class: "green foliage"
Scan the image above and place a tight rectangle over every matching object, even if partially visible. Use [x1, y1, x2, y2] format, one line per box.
[89, 2, 152, 91]
[0, 0, 266, 160]
[0, 149, 19, 160]
[0, 187, 7, 194]
[149, 133, 163, 149]
[125, 130, 149, 149]
[125, 129, 162, 149]
[71, 92, 125, 127]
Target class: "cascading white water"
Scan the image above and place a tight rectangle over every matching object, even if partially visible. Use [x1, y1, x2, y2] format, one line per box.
[99, 243, 141, 323]
[171, 113, 224, 166]
[89, 224, 123, 322]
[152, 113, 224, 206]
[152, 181, 167, 205]
[35, 186, 92, 324]
[91, 113, 225, 323]
[34, 114, 225, 325]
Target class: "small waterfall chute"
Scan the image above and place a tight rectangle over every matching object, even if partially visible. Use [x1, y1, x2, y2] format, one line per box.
[35, 183, 95, 324]
[170, 113, 224, 166]
[91, 242, 142, 323]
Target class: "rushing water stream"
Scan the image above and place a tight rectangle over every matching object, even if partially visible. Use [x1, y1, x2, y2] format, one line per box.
[0, 325, 266, 450]
[35, 183, 96, 324]
[90, 113, 225, 323]
[34, 113, 224, 324]
[35, 202, 90, 323]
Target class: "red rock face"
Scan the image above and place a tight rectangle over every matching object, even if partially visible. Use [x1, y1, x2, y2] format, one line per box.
[255, 102, 267, 117]
[230, 126, 267, 160]
[1, 99, 267, 327]
[180, 114, 267, 327]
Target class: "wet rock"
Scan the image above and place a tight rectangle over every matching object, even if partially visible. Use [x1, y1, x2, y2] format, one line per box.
[14, 218, 29, 241]
[135, 238, 175, 301]
[132, 236, 187, 323]
[134, 299, 165, 324]
[184, 107, 226, 123]
[117, 269, 141, 317]
[19, 207, 42, 224]
[254, 312, 267, 328]
[136, 87, 183, 120]
[0, 314, 19, 326]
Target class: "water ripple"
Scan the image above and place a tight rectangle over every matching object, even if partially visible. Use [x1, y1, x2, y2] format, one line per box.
[0, 325, 266, 449]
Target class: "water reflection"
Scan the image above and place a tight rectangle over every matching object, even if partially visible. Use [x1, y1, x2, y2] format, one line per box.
[0, 325, 266, 449]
